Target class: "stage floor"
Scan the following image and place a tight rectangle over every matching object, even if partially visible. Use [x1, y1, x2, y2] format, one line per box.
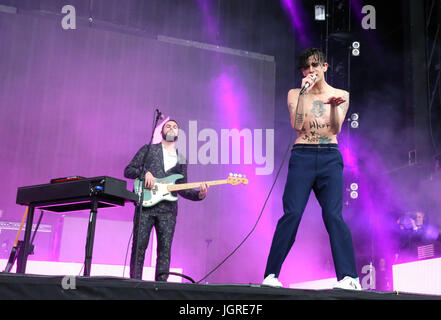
[0, 272, 439, 300]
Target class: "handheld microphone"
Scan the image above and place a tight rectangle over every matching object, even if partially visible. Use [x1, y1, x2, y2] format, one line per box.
[299, 74, 317, 95]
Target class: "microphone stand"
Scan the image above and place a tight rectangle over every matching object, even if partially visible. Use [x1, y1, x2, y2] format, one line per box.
[130, 109, 163, 278]
[136, 109, 163, 203]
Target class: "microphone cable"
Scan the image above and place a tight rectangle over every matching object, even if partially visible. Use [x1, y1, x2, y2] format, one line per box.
[196, 129, 295, 284]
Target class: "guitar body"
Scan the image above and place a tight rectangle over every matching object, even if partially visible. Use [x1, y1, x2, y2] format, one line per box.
[134, 174, 184, 207]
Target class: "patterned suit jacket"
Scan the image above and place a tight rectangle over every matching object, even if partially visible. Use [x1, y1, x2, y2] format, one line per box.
[124, 143, 201, 214]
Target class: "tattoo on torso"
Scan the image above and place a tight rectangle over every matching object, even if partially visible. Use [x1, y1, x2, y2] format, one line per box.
[300, 129, 332, 144]
[300, 100, 333, 144]
[311, 100, 326, 118]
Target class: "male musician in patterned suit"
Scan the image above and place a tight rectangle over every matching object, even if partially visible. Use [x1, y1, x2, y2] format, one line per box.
[124, 119, 209, 281]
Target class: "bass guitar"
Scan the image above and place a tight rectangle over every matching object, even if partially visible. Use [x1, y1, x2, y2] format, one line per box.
[134, 173, 248, 207]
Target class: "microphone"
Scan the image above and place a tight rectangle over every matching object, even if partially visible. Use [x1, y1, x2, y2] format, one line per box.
[299, 74, 317, 95]
[155, 108, 164, 120]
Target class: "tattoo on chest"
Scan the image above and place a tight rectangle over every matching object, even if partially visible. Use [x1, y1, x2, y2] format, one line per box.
[311, 100, 326, 118]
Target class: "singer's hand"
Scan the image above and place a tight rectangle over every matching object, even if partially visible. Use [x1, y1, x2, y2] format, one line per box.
[325, 96, 346, 108]
[301, 73, 317, 94]
[144, 171, 156, 190]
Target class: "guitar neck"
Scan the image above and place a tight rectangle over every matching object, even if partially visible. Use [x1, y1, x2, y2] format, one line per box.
[167, 179, 228, 192]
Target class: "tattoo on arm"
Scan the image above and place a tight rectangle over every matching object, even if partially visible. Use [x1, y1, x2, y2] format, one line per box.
[289, 100, 304, 129]
[338, 101, 348, 112]
[295, 112, 303, 126]
[338, 94, 350, 113]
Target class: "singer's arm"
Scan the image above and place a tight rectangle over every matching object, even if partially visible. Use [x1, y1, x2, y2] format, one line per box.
[288, 89, 306, 132]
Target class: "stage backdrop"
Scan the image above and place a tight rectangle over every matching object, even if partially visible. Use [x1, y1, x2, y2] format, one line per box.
[0, 10, 280, 283]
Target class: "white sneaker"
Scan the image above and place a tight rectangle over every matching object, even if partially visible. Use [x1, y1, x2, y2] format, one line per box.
[333, 276, 362, 291]
[262, 274, 283, 287]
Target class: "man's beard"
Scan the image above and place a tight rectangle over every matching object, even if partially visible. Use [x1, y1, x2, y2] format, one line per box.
[162, 130, 178, 142]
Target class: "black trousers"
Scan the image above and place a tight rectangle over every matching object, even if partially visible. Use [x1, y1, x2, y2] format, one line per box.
[264, 144, 358, 281]
[130, 205, 177, 281]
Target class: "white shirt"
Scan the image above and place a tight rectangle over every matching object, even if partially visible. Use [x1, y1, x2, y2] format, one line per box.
[162, 145, 178, 172]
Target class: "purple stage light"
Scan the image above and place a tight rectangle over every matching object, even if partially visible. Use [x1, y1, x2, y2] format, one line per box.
[212, 71, 243, 129]
[349, 0, 365, 23]
[280, 0, 308, 46]
[340, 145, 359, 175]
[197, 0, 219, 41]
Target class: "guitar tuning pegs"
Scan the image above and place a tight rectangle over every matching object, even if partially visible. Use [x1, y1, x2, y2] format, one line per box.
[234, 173, 238, 177]
[229, 173, 233, 176]
[238, 174, 242, 178]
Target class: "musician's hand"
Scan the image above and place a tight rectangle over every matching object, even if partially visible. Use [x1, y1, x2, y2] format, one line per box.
[198, 183, 209, 199]
[144, 171, 156, 190]
[325, 96, 346, 108]
[300, 73, 317, 94]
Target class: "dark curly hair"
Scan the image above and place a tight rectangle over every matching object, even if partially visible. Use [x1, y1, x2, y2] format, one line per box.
[297, 48, 327, 70]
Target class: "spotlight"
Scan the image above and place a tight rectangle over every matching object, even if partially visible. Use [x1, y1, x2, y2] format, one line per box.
[350, 113, 359, 128]
[350, 183, 358, 191]
[350, 120, 359, 128]
[314, 5, 326, 21]
[351, 41, 360, 56]
[350, 191, 359, 199]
